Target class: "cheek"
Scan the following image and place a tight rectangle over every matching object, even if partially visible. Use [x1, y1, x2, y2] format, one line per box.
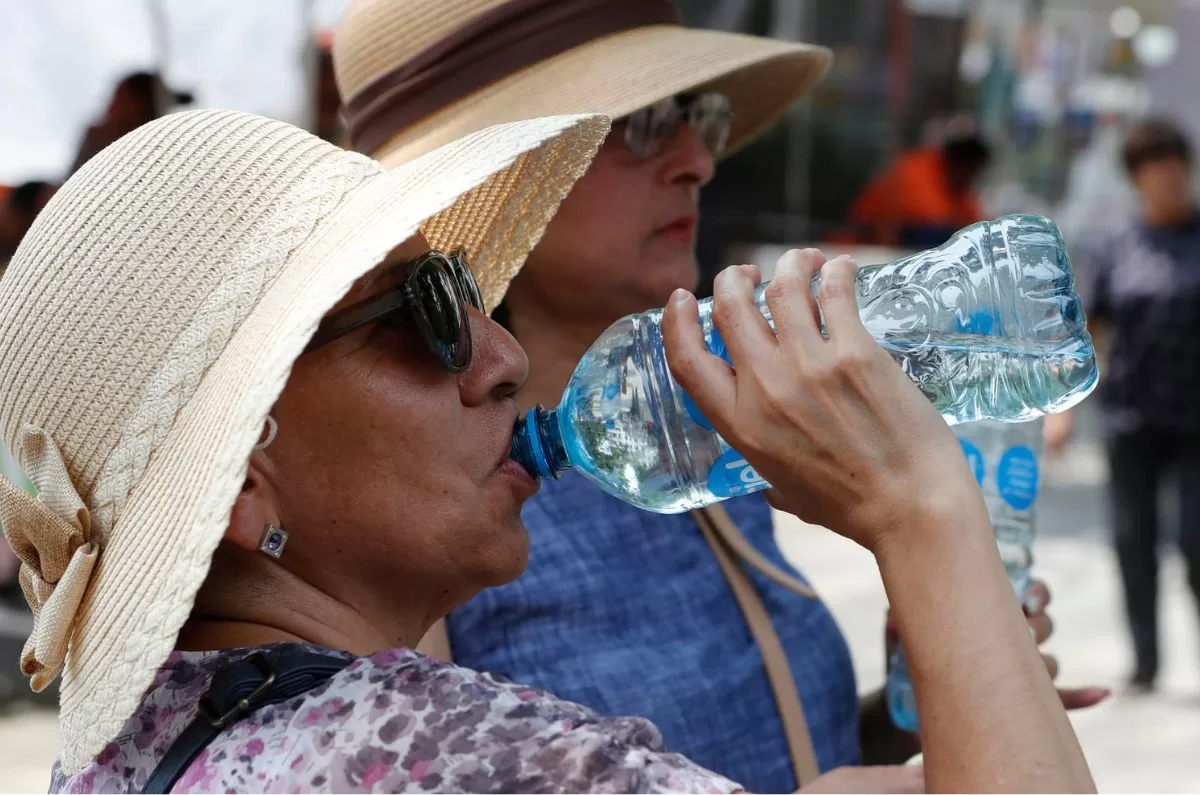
[545, 156, 652, 258]
[273, 350, 468, 518]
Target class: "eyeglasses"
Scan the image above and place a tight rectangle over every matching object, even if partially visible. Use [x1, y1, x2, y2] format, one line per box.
[305, 249, 483, 372]
[620, 92, 733, 159]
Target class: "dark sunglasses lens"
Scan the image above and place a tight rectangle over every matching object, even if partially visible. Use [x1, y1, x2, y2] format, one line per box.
[690, 94, 732, 156]
[409, 257, 471, 370]
[623, 99, 680, 158]
[451, 253, 484, 311]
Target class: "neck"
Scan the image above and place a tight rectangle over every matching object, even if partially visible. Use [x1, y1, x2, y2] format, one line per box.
[176, 543, 431, 657]
[510, 303, 614, 411]
[1143, 201, 1193, 229]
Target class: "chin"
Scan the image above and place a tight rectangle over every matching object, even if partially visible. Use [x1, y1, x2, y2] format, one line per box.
[632, 254, 699, 306]
[474, 516, 530, 589]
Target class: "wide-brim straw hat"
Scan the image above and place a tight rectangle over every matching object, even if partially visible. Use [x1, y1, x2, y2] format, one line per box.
[334, 0, 833, 168]
[0, 108, 608, 773]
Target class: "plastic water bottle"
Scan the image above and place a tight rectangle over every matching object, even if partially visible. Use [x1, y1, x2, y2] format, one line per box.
[510, 214, 1095, 513]
[886, 417, 1045, 732]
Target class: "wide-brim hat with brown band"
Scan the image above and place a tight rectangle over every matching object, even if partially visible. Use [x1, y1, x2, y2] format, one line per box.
[334, 0, 833, 168]
[0, 108, 608, 773]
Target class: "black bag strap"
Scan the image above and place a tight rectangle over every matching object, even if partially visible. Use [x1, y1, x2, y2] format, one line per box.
[142, 648, 351, 794]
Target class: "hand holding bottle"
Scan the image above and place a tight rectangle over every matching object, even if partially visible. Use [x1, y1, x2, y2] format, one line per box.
[662, 250, 988, 552]
[662, 249, 1095, 793]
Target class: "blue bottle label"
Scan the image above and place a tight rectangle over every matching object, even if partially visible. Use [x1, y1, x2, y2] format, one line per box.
[682, 328, 733, 432]
[707, 447, 768, 498]
[996, 445, 1039, 510]
[955, 310, 995, 335]
[959, 439, 986, 485]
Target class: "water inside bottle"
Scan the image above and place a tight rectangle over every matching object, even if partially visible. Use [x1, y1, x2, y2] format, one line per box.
[878, 332, 1098, 423]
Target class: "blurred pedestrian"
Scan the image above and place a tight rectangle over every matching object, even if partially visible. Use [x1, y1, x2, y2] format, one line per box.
[70, 71, 192, 175]
[1047, 117, 1200, 693]
[0, 182, 56, 268]
[833, 121, 992, 249]
[333, 2, 1093, 790]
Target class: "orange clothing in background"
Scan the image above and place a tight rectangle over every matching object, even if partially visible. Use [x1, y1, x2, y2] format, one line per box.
[833, 148, 984, 247]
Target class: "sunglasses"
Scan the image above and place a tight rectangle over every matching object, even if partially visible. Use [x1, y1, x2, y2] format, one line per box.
[620, 92, 733, 159]
[305, 249, 483, 372]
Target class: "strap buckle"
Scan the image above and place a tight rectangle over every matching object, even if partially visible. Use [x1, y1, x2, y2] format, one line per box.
[198, 651, 277, 729]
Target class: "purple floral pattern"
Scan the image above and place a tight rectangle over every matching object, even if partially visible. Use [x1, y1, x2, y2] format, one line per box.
[49, 643, 740, 793]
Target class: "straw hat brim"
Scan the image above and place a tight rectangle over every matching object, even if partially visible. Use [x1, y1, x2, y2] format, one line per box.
[53, 113, 609, 774]
[369, 25, 832, 167]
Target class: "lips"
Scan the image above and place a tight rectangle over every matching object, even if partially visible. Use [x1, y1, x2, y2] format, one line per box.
[655, 214, 697, 243]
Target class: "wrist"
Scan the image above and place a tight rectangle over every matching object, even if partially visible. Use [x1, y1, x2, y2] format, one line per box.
[866, 481, 991, 562]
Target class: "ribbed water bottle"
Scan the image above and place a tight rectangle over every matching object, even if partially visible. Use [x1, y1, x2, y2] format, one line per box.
[511, 214, 1095, 513]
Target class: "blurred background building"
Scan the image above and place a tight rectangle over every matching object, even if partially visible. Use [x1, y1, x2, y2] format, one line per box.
[684, 0, 1199, 290]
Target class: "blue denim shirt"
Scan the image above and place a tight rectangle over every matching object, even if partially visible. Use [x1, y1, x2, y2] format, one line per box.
[447, 472, 861, 792]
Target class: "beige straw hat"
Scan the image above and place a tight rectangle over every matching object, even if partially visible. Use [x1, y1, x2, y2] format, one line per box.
[0, 108, 608, 773]
[334, 0, 833, 168]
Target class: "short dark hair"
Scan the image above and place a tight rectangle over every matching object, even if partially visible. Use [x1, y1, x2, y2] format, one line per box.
[941, 133, 992, 172]
[7, 181, 52, 218]
[1123, 118, 1192, 175]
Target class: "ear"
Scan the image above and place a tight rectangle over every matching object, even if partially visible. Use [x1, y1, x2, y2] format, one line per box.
[225, 451, 281, 553]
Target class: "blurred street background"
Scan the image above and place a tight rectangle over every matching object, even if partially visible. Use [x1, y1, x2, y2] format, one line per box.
[3, 0, 1200, 790]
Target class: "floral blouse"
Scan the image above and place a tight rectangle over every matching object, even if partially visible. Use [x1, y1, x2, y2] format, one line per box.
[50, 642, 740, 793]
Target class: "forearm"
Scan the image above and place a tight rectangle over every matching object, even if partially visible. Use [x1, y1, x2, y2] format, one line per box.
[859, 687, 921, 766]
[876, 498, 1094, 793]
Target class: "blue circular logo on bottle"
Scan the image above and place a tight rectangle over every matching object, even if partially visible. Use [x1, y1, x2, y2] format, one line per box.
[958, 438, 985, 485]
[996, 445, 1039, 510]
[707, 448, 768, 498]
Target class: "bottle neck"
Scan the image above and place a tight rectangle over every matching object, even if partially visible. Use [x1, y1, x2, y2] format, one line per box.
[510, 406, 570, 479]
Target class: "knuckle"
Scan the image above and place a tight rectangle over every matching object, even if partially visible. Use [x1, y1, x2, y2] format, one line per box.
[763, 275, 793, 303]
[710, 298, 739, 331]
[759, 382, 793, 420]
[838, 342, 874, 371]
[819, 272, 853, 303]
[801, 355, 837, 385]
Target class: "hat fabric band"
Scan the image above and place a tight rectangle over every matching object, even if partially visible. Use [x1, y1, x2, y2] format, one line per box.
[343, 0, 680, 154]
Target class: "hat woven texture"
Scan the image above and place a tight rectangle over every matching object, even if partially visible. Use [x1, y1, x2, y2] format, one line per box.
[0, 108, 608, 773]
[334, 0, 833, 167]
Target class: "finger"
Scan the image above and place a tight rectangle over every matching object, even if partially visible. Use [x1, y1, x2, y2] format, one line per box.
[1059, 686, 1111, 710]
[1028, 612, 1053, 645]
[763, 249, 826, 353]
[663, 288, 737, 423]
[710, 264, 778, 371]
[1023, 580, 1051, 615]
[1042, 653, 1059, 680]
[816, 254, 872, 345]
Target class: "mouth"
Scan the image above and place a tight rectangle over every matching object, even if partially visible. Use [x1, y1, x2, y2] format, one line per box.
[654, 214, 698, 244]
[496, 420, 540, 496]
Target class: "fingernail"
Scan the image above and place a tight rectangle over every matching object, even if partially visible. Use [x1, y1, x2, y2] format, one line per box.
[670, 288, 692, 305]
[1024, 592, 1045, 614]
[1030, 625, 1039, 641]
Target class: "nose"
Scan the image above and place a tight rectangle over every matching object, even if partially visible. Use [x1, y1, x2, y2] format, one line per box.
[459, 306, 529, 405]
[657, 124, 717, 189]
